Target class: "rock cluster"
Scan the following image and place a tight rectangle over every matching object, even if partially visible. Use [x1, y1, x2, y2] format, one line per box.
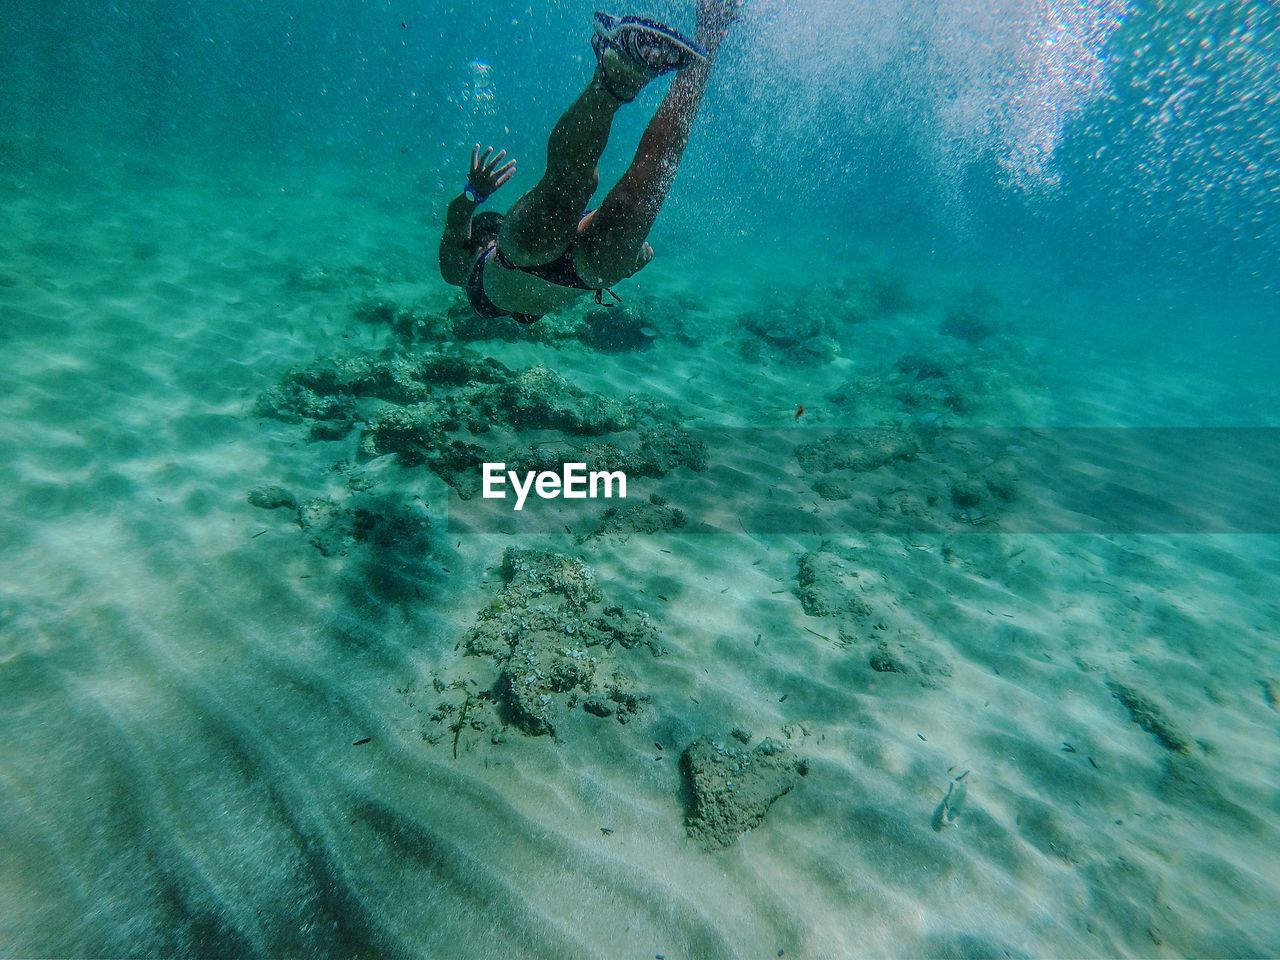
[254, 350, 706, 499]
[461, 548, 664, 737]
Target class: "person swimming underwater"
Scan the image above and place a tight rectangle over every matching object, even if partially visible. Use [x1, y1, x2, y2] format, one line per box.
[438, 2, 743, 325]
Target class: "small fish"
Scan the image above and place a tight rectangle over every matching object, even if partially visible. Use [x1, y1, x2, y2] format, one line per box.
[400, 20, 407, 28]
[794, 404, 805, 420]
[599, 826, 614, 835]
[352, 737, 372, 746]
[932, 774, 968, 830]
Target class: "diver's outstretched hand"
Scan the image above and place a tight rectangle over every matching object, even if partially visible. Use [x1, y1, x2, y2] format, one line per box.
[467, 144, 517, 202]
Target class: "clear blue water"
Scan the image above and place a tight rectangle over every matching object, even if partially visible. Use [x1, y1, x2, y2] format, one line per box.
[8, 1, 1277, 298]
[8, 1, 1277, 401]
[2, 2, 1278, 956]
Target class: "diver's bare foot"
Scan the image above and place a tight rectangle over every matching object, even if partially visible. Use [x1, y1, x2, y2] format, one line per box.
[594, 33, 685, 102]
[696, 0, 743, 47]
[594, 44, 662, 102]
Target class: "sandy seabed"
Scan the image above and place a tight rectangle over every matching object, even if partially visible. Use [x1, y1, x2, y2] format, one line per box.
[1, 156, 1278, 959]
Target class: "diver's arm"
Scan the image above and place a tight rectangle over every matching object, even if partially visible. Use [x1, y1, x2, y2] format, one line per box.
[438, 193, 478, 286]
[437, 144, 517, 287]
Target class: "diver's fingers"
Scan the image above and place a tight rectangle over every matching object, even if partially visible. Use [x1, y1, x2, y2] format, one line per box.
[480, 146, 494, 170]
[495, 164, 517, 187]
[471, 143, 480, 169]
[485, 149, 508, 173]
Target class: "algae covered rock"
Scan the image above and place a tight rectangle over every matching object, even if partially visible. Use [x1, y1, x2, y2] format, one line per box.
[797, 551, 872, 619]
[255, 347, 705, 507]
[498, 548, 602, 612]
[254, 380, 357, 427]
[869, 637, 952, 689]
[461, 548, 661, 737]
[247, 485, 298, 511]
[500, 644, 596, 737]
[812, 477, 854, 501]
[491, 365, 636, 434]
[508, 428, 706, 483]
[600, 670, 650, 724]
[295, 492, 433, 560]
[359, 404, 446, 466]
[297, 497, 355, 557]
[682, 735, 808, 849]
[588, 498, 687, 539]
[636, 425, 708, 474]
[795, 429, 919, 475]
[741, 303, 839, 365]
[586, 605, 666, 657]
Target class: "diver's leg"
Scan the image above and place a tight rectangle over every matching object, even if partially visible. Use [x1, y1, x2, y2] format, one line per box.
[572, 64, 711, 285]
[501, 19, 705, 265]
[499, 77, 622, 265]
[574, 3, 738, 285]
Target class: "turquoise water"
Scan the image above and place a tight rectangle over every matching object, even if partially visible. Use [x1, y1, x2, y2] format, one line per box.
[2, 2, 1279, 957]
